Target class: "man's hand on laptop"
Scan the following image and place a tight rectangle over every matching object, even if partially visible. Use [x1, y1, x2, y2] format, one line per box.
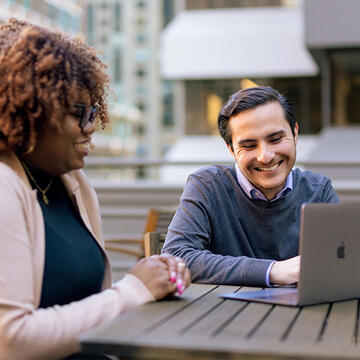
[269, 255, 300, 286]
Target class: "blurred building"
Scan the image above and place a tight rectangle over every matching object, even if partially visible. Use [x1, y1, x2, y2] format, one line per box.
[305, 0, 360, 129]
[161, 0, 360, 140]
[160, 0, 324, 138]
[82, 0, 179, 158]
[0, 0, 82, 35]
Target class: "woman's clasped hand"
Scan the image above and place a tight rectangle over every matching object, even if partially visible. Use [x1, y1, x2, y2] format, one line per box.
[130, 255, 191, 299]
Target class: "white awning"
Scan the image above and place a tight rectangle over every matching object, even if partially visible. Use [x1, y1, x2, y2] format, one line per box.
[160, 7, 318, 80]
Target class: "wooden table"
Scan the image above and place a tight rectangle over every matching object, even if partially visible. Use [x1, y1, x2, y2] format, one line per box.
[80, 284, 360, 359]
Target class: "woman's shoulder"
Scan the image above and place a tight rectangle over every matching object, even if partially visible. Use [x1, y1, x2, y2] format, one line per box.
[0, 162, 37, 216]
[0, 152, 31, 189]
[0, 161, 27, 189]
[63, 169, 91, 187]
[62, 169, 97, 201]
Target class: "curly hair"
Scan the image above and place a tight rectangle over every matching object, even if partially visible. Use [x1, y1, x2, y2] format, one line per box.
[0, 18, 111, 153]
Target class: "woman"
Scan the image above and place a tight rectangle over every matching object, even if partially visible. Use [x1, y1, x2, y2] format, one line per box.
[0, 18, 190, 359]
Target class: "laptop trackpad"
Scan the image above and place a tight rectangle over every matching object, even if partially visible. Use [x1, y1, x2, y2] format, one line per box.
[220, 288, 299, 307]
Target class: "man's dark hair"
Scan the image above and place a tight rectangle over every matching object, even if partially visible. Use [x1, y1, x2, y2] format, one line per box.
[218, 86, 296, 150]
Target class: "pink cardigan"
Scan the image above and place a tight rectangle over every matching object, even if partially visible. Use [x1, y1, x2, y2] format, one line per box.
[0, 152, 154, 359]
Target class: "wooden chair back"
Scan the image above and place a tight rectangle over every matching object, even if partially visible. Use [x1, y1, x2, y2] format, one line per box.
[144, 208, 176, 234]
[105, 207, 175, 259]
[144, 232, 166, 257]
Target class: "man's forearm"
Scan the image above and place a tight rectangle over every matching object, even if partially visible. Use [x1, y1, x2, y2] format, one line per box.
[163, 242, 273, 286]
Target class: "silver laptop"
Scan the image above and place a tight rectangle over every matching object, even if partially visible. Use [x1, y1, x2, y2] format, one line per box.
[220, 202, 360, 306]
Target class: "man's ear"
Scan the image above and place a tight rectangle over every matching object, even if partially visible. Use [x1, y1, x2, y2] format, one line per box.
[226, 143, 235, 158]
[294, 123, 299, 145]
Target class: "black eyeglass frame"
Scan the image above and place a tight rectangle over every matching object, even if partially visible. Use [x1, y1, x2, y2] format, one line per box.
[74, 103, 99, 130]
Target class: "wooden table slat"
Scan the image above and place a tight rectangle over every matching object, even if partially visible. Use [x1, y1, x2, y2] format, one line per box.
[181, 297, 248, 338]
[218, 301, 275, 338]
[285, 304, 329, 343]
[80, 283, 218, 344]
[320, 299, 358, 346]
[138, 285, 240, 341]
[248, 304, 300, 342]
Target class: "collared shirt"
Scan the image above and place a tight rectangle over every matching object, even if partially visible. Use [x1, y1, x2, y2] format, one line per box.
[234, 163, 293, 286]
[235, 163, 293, 202]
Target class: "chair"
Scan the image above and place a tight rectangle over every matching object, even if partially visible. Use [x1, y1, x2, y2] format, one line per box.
[144, 232, 166, 257]
[105, 207, 175, 259]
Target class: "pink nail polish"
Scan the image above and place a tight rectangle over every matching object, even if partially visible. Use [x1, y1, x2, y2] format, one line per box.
[178, 283, 186, 295]
[177, 282, 183, 293]
[176, 278, 184, 293]
[170, 271, 177, 283]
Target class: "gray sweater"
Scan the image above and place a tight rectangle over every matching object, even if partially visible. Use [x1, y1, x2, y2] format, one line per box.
[162, 165, 339, 287]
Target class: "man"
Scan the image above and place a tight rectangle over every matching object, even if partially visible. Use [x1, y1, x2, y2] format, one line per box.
[162, 86, 339, 287]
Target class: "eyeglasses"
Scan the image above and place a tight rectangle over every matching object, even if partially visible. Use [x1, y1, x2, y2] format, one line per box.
[74, 103, 98, 130]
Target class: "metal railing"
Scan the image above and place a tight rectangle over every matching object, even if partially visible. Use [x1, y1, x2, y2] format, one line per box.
[84, 156, 360, 169]
[86, 156, 360, 208]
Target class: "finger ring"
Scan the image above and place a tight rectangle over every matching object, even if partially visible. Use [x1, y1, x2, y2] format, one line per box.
[177, 262, 186, 269]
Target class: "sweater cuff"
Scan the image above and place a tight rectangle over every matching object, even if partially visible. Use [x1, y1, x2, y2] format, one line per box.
[112, 274, 155, 310]
[241, 258, 275, 287]
[265, 261, 276, 287]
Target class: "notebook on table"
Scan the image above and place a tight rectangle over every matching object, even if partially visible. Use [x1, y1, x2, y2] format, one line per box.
[220, 202, 360, 306]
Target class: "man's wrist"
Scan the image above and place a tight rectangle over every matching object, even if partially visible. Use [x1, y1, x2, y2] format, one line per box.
[265, 260, 276, 287]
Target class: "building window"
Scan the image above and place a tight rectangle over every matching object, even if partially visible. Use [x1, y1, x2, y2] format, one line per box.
[162, 81, 174, 127]
[72, 16, 80, 32]
[136, 67, 146, 78]
[137, 102, 146, 112]
[59, 11, 71, 29]
[331, 51, 360, 126]
[48, 4, 57, 21]
[136, 85, 147, 96]
[137, 1, 146, 8]
[185, 78, 321, 136]
[114, 48, 122, 83]
[114, 3, 122, 32]
[136, 123, 146, 135]
[136, 33, 147, 44]
[206, 94, 222, 134]
[137, 17, 145, 26]
[163, 0, 174, 26]
[87, 4, 94, 32]
[87, 33, 93, 45]
[134, 48, 148, 62]
[162, 93, 174, 127]
[22, 0, 31, 9]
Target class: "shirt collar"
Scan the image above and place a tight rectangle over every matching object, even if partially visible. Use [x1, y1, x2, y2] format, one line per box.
[235, 163, 293, 202]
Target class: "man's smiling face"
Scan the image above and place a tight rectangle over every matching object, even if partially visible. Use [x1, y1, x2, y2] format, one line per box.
[227, 101, 298, 201]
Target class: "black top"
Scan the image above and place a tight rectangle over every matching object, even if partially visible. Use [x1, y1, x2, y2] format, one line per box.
[22, 162, 105, 308]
